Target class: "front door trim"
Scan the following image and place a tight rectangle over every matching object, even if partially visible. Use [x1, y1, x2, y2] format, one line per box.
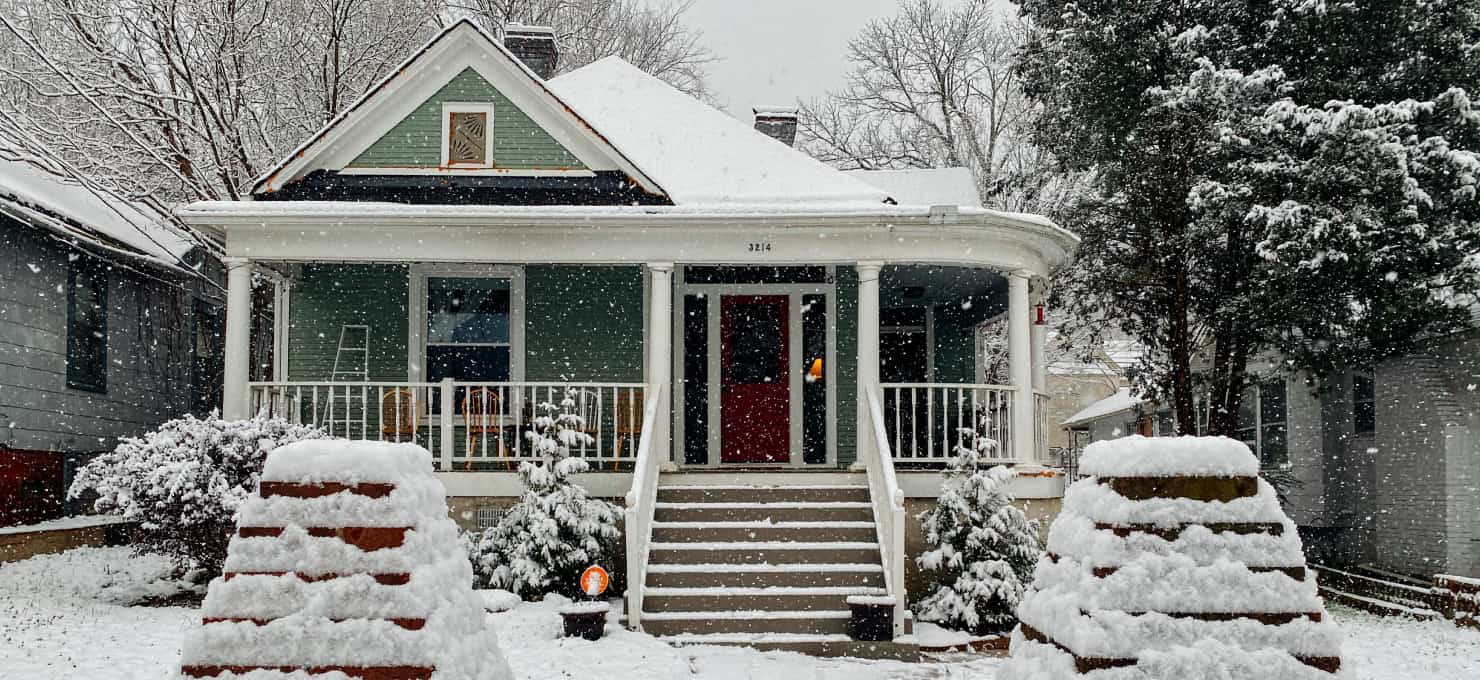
[672, 266, 836, 468]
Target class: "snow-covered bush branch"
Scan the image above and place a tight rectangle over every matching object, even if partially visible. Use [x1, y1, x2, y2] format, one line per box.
[68, 412, 327, 574]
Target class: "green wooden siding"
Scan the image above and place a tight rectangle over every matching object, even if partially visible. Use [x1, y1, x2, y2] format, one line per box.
[524, 265, 644, 382]
[287, 264, 410, 381]
[835, 268, 858, 465]
[349, 68, 585, 170]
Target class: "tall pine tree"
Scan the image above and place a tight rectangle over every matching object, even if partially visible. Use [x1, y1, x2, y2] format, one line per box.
[1020, 0, 1480, 432]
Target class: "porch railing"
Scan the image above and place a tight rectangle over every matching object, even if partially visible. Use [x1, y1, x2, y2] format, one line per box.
[248, 380, 648, 471]
[880, 383, 1021, 464]
[623, 384, 667, 632]
[862, 383, 907, 638]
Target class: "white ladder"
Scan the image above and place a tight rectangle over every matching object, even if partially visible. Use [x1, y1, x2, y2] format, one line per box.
[323, 325, 370, 435]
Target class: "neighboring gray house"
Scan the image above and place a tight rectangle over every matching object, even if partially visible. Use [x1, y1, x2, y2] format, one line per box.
[0, 153, 222, 527]
[1063, 347, 1480, 580]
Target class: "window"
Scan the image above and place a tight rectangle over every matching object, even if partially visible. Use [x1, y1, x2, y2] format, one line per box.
[66, 260, 108, 392]
[1237, 379, 1289, 468]
[1353, 372, 1375, 435]
[442, 103, 496, 167]
[426, 276, 511, 383]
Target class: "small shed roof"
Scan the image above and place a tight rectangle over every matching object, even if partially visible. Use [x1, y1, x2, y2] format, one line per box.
[1062, 387, 1148, 428]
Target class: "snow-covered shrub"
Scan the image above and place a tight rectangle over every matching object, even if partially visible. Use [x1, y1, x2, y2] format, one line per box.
[916, 419, 1042, 634]
[470, 393, 619, 599]
[68, 412, 327, 574]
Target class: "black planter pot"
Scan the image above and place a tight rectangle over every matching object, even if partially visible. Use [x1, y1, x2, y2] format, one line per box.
[848, 598, 895, 641]
[559, 605, 608, 641]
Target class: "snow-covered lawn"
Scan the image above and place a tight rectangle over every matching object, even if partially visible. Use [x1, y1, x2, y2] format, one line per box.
[3, 546, 1477, 679]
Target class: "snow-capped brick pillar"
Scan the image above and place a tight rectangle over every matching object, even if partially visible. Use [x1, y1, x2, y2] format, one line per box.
[179, 440, 511, 680]
[1000, 436, 1342, 679]
[222, 257, 254, 420]
[1007, 270, 1036, 466]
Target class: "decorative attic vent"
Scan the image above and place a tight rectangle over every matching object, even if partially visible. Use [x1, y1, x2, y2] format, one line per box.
[442, 103, 497, 168]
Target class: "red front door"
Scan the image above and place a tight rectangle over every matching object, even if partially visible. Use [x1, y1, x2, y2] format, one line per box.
[720, 295, 790, 463]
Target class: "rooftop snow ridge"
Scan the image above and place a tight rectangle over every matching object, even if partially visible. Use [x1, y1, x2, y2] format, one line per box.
[1079, 435, 1259, 479]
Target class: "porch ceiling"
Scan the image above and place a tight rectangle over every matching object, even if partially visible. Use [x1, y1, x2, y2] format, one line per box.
[880, 265, 1005, 308]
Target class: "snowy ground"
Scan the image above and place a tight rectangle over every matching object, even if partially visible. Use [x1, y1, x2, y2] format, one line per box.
[3, 547, 1477, 679]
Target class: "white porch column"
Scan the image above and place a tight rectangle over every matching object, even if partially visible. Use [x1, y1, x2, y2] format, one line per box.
[856, 262, 883, 461]
[646, 263, 674, 462]
[1008, 270, 1037, 465]
[222, 257, 254, 420]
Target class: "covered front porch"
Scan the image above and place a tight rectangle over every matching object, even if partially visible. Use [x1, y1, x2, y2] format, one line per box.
[229, 260, 1054, 474]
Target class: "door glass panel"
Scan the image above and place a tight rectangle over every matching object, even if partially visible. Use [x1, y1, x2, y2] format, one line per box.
[802, 294, 827, 464]
[683, 294, 709, 465]
[724, 302, 784, 384]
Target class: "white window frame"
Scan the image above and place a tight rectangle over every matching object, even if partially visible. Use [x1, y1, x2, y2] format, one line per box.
[407, 264, 525, 384]
[1236, 379, 1290, 469]
[440, 102, 498, 169]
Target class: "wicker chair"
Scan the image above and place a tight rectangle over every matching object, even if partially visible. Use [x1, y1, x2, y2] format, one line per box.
[461, 388, 505, 469]
[380, 388, 418, 442]
[613, 388, 643, 469]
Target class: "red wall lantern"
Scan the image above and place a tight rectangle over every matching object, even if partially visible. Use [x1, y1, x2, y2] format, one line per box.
[1034, 302, 1046, 325]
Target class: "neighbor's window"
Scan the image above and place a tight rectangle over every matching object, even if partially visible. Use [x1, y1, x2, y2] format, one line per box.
[1237, 379, 1289, 468]
[445, 105, 494, 167]
[1353, 372, 1375, 435]
[426, 276, 510, 383]
[66, 259, 108, 392]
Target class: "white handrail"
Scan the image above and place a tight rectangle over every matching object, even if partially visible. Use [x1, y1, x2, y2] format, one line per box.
[623, 383, 666, 632]
[863, 382, 907, 638]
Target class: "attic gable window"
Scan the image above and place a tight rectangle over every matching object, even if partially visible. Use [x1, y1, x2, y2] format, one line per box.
[442, 103, 496, 168]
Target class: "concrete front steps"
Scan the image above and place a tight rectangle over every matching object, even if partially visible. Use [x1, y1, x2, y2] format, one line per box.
[638, 473, 917, 659]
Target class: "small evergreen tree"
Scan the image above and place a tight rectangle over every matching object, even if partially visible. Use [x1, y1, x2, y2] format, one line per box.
[68, 412, 327, 574]
[471, 392, 619, 599]
[916, 419, 1042, 634]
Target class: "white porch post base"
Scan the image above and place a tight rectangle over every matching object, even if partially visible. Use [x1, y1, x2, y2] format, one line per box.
[1008, 270, 1037, 466]
[856, 262, 882, 461]
[222, 257, 254, 420]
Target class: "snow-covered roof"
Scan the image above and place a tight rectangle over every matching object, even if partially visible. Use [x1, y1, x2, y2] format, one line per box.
[0, 153, 194, 266]
[548, 58, 890, 206]
[1062, 387, 1148, 428]
[843, 168, 982, 209]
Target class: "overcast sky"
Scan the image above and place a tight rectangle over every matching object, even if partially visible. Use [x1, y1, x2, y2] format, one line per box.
[685, 0, 912, 118]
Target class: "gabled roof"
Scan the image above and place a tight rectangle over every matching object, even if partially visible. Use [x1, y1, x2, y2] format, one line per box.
[251, 20, 663, 197]
[0, 152, 194, 267]
[844, 168, 982, 208]
[548, 57, 891, 206]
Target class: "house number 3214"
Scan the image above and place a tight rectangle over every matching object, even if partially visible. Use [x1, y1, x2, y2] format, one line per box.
[748, 242, 773, 253]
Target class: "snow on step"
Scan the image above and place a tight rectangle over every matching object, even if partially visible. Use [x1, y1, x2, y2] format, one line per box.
[650, 541, 878, 551]
[641, 609, 852, 620]
[644, 586, 886, 596]
[653, 501, 872, 508]
[650, 520, 875, 528]
[1001, 435, 1342, 678]
[647, 563, 883, 573]
[180, 440, 511, 680]
[660, 633, 856, 644]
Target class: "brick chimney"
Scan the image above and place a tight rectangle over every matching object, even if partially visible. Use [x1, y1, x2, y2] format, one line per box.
[504, 23, 558, 80]
[753, 106, 799, 147]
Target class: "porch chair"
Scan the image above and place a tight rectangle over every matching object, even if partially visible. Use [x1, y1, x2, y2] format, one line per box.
[379, 388, 418, 442]
[613, 388, 643, 470]
[461, 388, 506, 470]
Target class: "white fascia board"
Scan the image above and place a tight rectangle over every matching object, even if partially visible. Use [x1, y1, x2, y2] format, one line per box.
[254, 22, 663, 197]
[180, 208, 1076, 274]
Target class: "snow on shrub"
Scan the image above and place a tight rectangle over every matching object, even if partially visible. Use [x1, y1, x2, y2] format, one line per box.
[471, 393, 619, 599]
[915, 419, 1042, 634]
[68, 412, 327, 574]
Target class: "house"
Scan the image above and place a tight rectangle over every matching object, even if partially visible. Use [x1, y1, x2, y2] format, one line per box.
[175, 21, 1077, 648]
[0, 151, 220, 528]
[1061, 347, 1480, 580]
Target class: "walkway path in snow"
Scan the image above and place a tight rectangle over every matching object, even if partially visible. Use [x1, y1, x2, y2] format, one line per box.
[2, 546, 1475, 679]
